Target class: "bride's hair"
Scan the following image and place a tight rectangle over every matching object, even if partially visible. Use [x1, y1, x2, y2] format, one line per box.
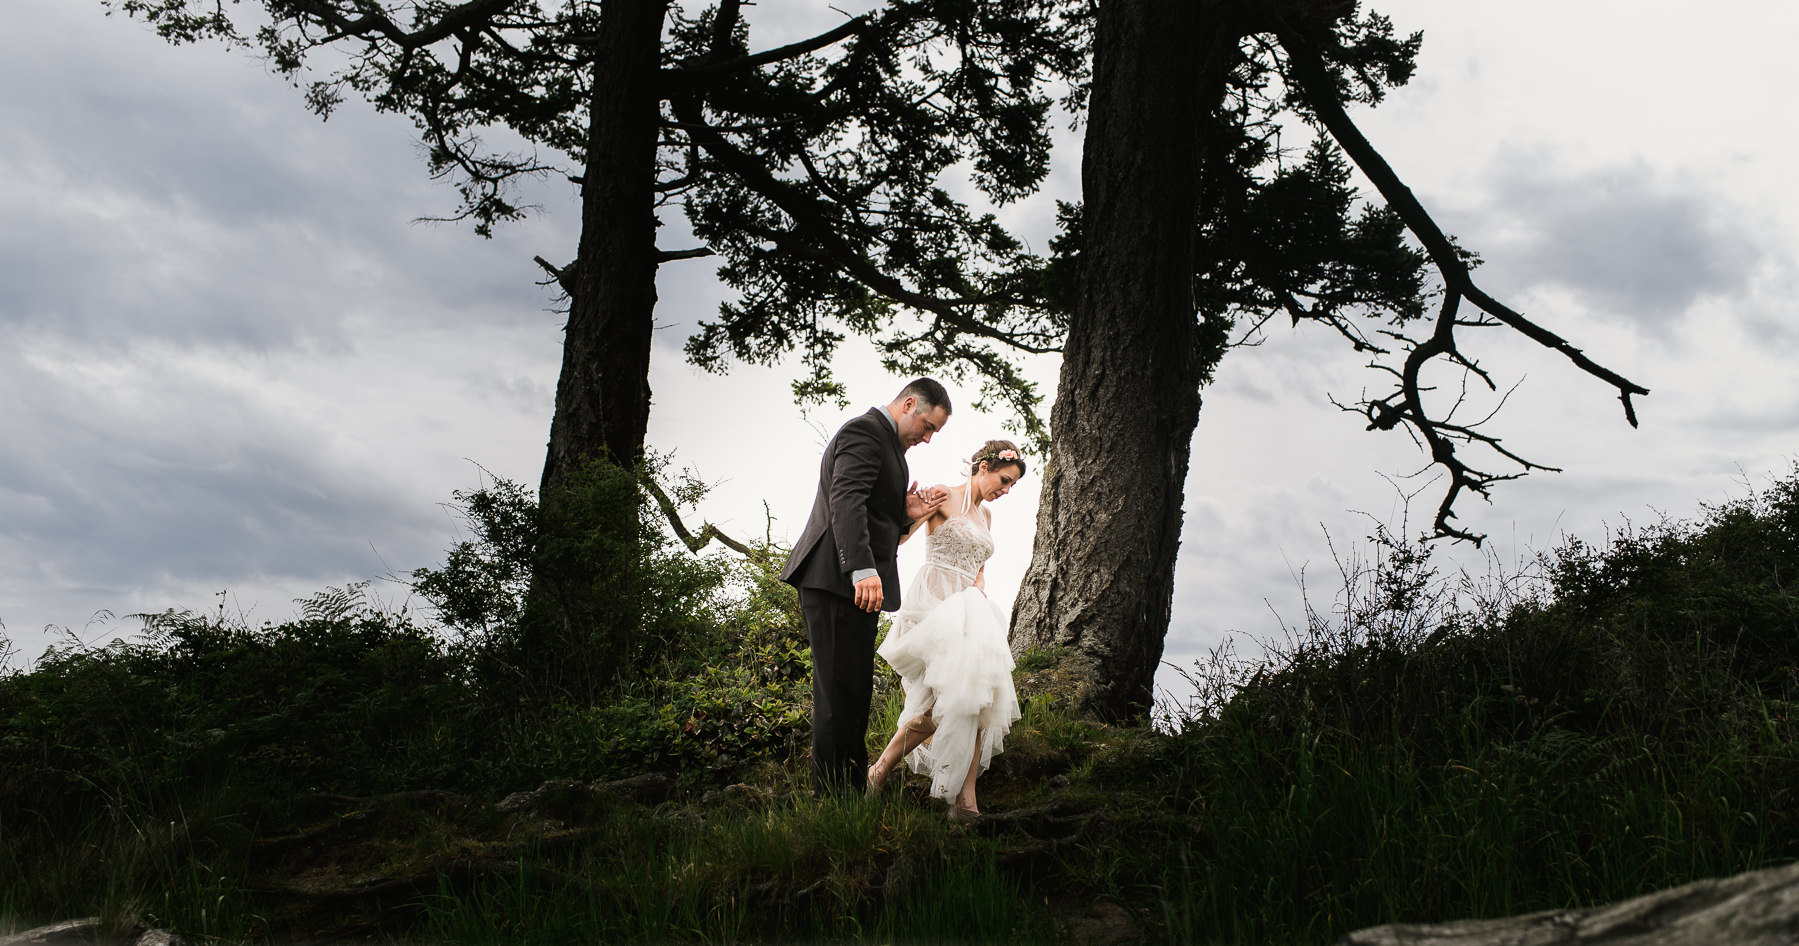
[969, 439, 1026, 477]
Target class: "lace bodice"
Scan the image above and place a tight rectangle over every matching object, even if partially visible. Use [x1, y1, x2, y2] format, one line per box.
[892, 486, 994, 638]
[923, 514, 994, 578]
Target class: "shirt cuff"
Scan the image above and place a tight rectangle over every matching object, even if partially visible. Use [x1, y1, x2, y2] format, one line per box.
[850, 567, 879, 585]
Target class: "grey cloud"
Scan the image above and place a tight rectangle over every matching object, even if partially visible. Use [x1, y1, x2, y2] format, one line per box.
[1476, 155, 1760, 329]
[0, 344, 444, 608]
[1700, 398, 1799, 435]
[0, 5, 586, 661]
[463, 370, 555, 416]
[5, 17, 410, 226]
[0, 114, 571, 352]
[0, 4, 577, 354]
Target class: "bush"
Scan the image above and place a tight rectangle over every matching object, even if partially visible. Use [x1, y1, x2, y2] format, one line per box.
[412, 458, 732, 704]
[0, 458, 812, 928]
[1144, 470, 1799, 943]
[15, 460, 1799, 944]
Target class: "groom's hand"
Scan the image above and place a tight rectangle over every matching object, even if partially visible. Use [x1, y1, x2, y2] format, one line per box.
[905, 481, 947, 521]
[853, 575, 884, 612]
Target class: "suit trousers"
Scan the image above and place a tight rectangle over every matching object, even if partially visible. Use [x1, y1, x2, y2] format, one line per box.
[801, 587, 880, 795]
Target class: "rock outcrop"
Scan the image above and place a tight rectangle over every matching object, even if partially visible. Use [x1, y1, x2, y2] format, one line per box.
[0, 920, 99, 946]
[1341, 859, 1799, 945]
[0, 921, 188, 946]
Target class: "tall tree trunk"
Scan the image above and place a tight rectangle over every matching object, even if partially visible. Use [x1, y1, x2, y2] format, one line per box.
[540, 0, 670, 494]
[519, 0, 668, 704]
[1008, 0, 1235, 722]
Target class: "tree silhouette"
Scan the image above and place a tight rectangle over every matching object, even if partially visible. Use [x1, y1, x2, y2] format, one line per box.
[1007, 0, 1646, 721]
[109, 0, 1084, 490]
[109, 0, 1646, 719]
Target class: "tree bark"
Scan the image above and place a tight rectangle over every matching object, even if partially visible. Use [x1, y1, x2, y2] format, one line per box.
[540, 0, 670, 494]
[1008, 0, 1236, 722]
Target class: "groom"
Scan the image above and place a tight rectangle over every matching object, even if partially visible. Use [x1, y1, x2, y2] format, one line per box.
[781, 378, 952, 794]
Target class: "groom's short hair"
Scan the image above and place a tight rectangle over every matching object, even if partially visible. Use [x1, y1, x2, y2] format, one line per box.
[898, 378, 951, 414]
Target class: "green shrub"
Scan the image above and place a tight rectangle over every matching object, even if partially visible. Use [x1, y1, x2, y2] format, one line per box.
[1145, 469, 1799, 943]
[412, 458, 732, 704]
[14, 460, 1799, 944]
[0, 458, 812, 930]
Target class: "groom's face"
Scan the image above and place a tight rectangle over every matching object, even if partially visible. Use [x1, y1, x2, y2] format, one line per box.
[895, 400, 949, 449]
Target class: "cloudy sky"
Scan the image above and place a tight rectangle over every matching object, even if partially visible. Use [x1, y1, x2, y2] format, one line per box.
[4, 1, 1797, 706]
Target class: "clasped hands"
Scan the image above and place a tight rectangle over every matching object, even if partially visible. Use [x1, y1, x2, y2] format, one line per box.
[853, 482, 949, 613]
[906, 481, 949, 522]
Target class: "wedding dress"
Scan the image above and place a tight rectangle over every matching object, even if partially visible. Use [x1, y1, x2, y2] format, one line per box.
[876, 485, 1022, 801]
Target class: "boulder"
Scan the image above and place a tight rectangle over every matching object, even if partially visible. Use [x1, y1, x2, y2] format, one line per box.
[1340, 860, 1799, 945]
[0, 921, 188, 946]
[0, 920, 99, 946]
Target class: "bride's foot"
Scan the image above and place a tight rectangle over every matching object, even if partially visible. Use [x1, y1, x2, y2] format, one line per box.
[947, 804, 981, 824]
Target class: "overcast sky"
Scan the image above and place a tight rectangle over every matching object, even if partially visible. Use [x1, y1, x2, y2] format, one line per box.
[4, 1, 1797, 707]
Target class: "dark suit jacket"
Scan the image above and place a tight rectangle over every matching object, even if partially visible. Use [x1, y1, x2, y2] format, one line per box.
[779, 408, 910, 610]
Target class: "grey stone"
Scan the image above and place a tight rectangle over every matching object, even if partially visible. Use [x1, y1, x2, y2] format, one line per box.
[0, 922, 192, 946]
[1339, 859, 1799, 945]
[0, 919, 100, 946]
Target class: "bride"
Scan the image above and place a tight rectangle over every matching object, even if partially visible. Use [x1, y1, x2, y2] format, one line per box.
[866, 439, 1025, 819]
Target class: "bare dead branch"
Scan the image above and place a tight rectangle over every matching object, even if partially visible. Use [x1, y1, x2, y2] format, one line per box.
[1281, 27, 1647, 412]
[655, 247, 715, 263]
[533, 255, 572, 293]
[640, 474, 761, 563]
[1274, 23, 1651, 543]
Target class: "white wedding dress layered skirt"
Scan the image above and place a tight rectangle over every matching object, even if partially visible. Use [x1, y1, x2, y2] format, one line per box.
[877, 512, 1022, 801]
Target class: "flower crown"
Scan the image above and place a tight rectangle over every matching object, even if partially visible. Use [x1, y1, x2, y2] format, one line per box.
[979, 448, 1020, 464]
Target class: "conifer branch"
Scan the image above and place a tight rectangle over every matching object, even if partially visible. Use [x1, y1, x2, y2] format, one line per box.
[673, 98, 1061, 356]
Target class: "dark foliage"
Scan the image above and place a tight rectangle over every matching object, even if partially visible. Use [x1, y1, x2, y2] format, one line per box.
[105, 0, 1089, 443]
[1216, 473, 1799, 763]
[7, 469, 1797, 942]
[413, 459, 730, 703]
[1141, 469, 1799, 942]
[0, 463, 810, 927]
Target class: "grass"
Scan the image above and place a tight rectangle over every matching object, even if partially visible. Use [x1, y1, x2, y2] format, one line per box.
[416, 789, 1054, 944]
[4, 465, 1799, 943]
[1127, 477, 1799, 942]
